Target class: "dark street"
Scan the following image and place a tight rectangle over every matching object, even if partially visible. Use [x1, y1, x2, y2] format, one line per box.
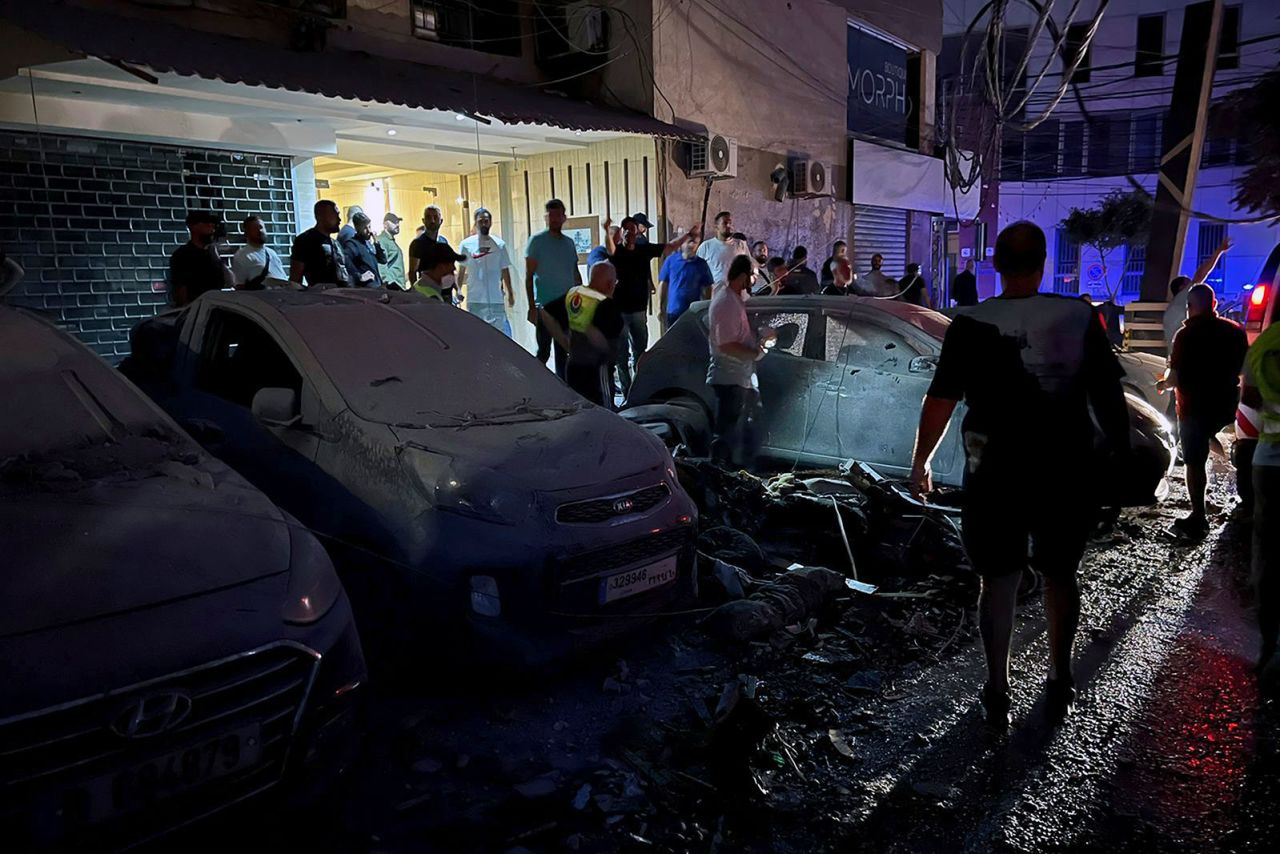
[3, 1, 1280, 851]
[187, 468, 1278, 853]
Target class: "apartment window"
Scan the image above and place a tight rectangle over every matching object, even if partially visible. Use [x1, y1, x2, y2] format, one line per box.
[1065, 23, 1092, 83]
[1001, 132, 1026, 182]
[1061, 122, 1084, 175]
[410, 1, 521, 57]
[1054, 228, 1080, 295]
[1132, 114, 1163, 172]
[1135, 15, 1165, 77]
[1121, 244, 1145, 296]
[1202, 129, 1235, 167]
[1023, 119, 1061, 180]
[1197, 223, 1228, 291]
[1217, 5, 1241, 71]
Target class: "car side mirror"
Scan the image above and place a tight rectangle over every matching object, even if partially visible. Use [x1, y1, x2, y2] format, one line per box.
[771, 322, 801, 351]
[909, 356, 937, 374]
[252, 387, 302, 428]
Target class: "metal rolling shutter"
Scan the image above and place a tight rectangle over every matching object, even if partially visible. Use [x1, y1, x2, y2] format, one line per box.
[852, 205, 909, 278]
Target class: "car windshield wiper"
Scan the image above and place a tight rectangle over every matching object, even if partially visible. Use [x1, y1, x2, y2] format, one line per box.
[417, 398, 586, 430]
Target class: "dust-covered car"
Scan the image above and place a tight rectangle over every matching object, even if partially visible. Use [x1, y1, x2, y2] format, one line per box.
[623, 295, 1175, 505]
[0, 306, 365, 849]
[123, 289, 697, 661]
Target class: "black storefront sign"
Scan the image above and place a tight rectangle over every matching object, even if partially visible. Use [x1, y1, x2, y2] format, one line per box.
[847, 24, 914, 146]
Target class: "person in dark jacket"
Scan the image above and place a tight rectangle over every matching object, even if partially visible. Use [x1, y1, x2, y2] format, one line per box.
[784, 245, 820, 295]
[898, 263, 931, 308]
[952, 258, 978, 306]
[338, 212, 387, 288]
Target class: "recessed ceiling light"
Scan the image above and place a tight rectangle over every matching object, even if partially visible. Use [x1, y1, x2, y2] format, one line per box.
[387, 128, 397, 136]
[455, 114, 466, 121]
[575, 130, 582, 136]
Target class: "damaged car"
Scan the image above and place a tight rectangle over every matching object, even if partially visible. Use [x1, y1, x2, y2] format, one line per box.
[123, 289, 697, 661]
[623, 295, 1175, 505]
[0, 306, 365, 849]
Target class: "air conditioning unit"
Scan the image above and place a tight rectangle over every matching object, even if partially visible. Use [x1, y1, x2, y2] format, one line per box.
[791, 159, 833, 196]
[689, 133, 738, 179]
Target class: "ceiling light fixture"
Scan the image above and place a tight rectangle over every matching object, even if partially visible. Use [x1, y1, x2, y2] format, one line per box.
[455, 113, 466, 121]
[387, 128, 397, 136]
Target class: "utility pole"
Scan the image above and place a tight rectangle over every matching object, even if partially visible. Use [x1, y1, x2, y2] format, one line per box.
[1129, 0, 1223, 354]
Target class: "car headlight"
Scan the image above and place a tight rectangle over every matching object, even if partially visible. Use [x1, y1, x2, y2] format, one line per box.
[283, 525, 343, 625]
[406, 448, 528, 526]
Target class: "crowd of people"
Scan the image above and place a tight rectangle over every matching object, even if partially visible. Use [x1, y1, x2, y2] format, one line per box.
[166, 200, 948, 407]
[149, 194, 1280, 723]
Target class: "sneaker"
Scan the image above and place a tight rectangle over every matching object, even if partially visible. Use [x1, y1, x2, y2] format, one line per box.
[1172, 515, 1209, 539]
[1045, 677, 1077, 724]
[980, 683, 1011, 730]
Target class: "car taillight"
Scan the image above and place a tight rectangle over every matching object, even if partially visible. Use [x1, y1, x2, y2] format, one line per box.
[1247, 284, 1269, 329]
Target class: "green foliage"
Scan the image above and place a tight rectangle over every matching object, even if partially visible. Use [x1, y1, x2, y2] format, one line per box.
[1060, 189, 1153, 299]
[1061, 189, 1154, 253]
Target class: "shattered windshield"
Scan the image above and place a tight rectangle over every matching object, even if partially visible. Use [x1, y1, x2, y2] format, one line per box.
[287, 301, 581, 426]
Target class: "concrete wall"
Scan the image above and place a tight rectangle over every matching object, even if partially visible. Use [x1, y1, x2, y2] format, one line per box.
[0, 130, 296, 360]
[651, 0, 856, 259]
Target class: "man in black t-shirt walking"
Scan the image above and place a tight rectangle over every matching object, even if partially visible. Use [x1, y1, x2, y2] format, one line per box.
[605, 215, 697, 395]
[909, 222, 1130, 728]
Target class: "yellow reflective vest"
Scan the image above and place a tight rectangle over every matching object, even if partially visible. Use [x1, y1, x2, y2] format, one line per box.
[566, 285, 606, 333]
[1248, 322, 1280, 443]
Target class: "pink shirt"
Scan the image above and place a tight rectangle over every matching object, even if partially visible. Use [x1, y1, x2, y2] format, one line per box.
[706, 283, 757, 388]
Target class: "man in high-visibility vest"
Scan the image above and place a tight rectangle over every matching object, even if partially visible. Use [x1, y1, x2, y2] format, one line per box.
[1243, 320, 1280, 670]
[541, 261, 624, 407]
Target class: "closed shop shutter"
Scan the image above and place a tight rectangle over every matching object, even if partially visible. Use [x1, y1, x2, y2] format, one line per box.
[852, 205, 909, 278]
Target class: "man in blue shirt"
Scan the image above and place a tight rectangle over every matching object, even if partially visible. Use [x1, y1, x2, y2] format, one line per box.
[524, 199, 582, 378]
[587, 223, 620, 271]
[659, 237, 713, 332]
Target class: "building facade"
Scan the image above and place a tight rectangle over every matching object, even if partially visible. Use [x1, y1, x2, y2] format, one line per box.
[944, 0, 1276, 307]
[0, 0, 960, 360]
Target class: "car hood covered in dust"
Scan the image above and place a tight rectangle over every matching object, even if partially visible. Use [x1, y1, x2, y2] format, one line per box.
[0, 437, 293, 638]
[389, 401, 671, 493]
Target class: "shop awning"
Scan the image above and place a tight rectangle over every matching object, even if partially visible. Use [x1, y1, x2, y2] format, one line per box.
[0, 1, 695, 140]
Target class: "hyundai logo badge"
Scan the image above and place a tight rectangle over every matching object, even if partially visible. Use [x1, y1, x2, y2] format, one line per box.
[111, 691, 193, 739]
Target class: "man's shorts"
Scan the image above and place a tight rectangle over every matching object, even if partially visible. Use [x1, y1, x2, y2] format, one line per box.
[1179, 415, 1229, 469]
[961, 471, 1095, 580]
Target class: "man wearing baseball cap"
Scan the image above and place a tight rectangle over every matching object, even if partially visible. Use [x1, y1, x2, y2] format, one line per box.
[631, 212, 653, 244]
[378, 212, 407, 290]
[413, 239, 466, 303]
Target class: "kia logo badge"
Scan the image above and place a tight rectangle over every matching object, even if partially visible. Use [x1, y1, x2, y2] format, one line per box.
[612, 498, 635, 515]
[111, 692, 193, 739]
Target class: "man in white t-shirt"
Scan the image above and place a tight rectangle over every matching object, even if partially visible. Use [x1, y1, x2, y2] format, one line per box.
[231, 215, 287, 289]
[696, 210, 753, 285]
[457, 207, 514, 336]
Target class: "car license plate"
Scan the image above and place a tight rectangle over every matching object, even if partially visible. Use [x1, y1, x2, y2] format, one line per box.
[600, 555, 679, 604]
[82, 724, 262, 823]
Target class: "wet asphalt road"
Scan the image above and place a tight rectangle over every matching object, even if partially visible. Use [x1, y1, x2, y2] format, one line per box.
[201, 463, 1278, 852]
[830, 482, 1274, 853]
